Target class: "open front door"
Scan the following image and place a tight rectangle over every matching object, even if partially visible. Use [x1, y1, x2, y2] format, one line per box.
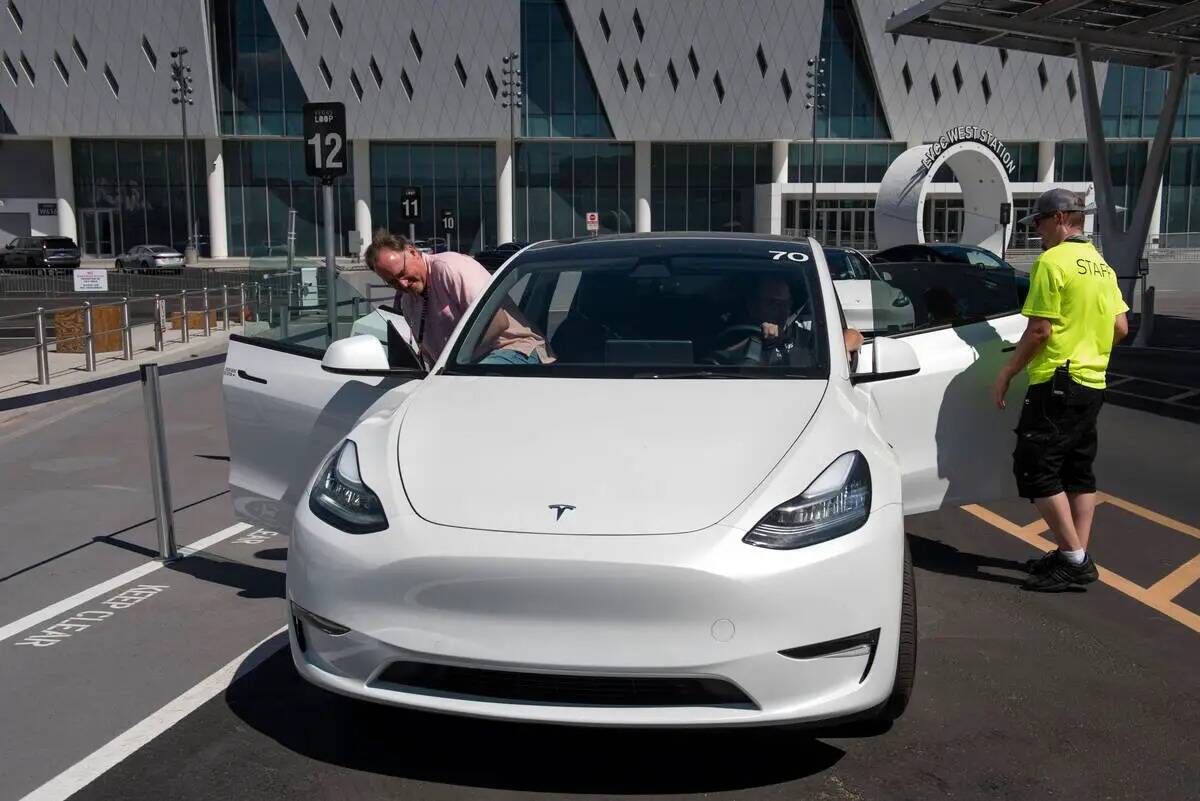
[854, 263, 1029, 514]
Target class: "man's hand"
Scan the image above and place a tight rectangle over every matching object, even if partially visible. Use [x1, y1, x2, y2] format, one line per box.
[992, 368, 1014, 410]
[760, 322, 780, 341]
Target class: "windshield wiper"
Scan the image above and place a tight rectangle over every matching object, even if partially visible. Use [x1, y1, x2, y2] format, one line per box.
[633, 370, 754, 379]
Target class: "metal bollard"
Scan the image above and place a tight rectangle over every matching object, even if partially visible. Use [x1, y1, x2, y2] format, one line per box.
[266, 286, 274, 326]
[239, 284, 247, 326]
[203, 291, 211, 337]
[153, 294, 164, 351]
[83, 301, 96, 371]
[121, 297, 133, 360]
[222, 285, 230, 330]
[180, 291, 190, 343]
[34, 306, 49, 385]
[140, 364, 178, 562]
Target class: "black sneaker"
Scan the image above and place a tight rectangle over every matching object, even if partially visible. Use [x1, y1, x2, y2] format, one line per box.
[1025, 550, 1061, 575]
[1022, 553, 1099, 592]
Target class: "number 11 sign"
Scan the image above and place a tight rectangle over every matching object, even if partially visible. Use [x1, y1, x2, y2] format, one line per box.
[303, 102, 347, 181]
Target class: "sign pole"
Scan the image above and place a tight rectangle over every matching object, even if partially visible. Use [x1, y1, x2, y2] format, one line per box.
[323, 179, 337, 342]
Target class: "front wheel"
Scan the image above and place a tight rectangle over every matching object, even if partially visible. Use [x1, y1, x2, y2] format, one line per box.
[877, 538, 916, 721]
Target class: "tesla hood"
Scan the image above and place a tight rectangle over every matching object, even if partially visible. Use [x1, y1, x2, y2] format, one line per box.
[396, 377, 827, 535]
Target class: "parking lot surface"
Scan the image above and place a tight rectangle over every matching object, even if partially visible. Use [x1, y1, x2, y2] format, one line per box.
[2, 366, 1197, 801]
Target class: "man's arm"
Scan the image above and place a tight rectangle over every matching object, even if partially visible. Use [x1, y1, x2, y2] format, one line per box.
[991, 317, 1052, 409]
[1113, 311, 1129, 345]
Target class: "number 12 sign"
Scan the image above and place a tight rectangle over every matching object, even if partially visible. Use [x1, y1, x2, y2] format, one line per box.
[303, 102, 347, 181]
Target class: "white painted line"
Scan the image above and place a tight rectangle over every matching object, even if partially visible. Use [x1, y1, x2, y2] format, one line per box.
[0, 522, 253, 644]
[18, 626, 288, 801]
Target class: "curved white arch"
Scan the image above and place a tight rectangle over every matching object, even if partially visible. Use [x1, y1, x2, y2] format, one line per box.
[874, 142, 1013, 254]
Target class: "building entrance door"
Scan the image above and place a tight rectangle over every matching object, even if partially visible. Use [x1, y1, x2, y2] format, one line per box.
[79, 209, 116, 258]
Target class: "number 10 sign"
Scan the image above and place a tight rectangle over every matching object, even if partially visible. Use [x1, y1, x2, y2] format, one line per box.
[303, 102, 347, 181]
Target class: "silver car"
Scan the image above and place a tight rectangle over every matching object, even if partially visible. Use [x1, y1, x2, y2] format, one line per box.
[115, 245, 185, 273]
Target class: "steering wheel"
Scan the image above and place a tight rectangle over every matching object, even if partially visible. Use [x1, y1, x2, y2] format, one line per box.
[707, 324, 770, 365]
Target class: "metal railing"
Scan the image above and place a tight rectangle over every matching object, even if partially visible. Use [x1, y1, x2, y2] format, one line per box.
[0, 267, 252, 296]
[0, 283, 260, 387]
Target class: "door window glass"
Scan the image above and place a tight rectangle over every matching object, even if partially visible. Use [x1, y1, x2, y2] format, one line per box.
[875, 262, 1020, 335]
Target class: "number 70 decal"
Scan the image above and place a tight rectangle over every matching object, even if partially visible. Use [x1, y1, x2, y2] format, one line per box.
[768, 250, 810, 262]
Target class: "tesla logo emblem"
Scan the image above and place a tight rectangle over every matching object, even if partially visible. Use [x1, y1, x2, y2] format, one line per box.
[548, 504, 576, 520]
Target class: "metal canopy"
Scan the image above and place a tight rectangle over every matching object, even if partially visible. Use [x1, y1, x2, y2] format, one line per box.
[887, 0, 1200, 72]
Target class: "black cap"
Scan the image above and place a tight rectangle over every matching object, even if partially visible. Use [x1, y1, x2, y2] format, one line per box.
[1019, 188, 1092, 225]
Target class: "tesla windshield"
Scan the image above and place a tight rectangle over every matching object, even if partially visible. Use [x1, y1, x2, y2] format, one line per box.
[447, 240, 830, 378]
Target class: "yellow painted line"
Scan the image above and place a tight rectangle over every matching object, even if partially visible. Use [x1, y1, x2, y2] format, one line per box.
[961, 504, 1200, 635]
[1096, 492, 1200, 541]
[1147, 553, 1200, 602]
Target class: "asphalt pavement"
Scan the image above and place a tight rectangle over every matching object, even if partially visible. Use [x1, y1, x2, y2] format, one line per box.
[1, 365, 1196, 801]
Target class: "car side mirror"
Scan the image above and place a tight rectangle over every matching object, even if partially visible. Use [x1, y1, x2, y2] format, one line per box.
[851, 336, 920, 384]
[878, 270, 892, 281]
[321, 334, 392, 375]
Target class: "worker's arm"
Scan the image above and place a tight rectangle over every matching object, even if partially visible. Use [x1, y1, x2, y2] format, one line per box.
[1113, 311, 1129, 345]
[991, 316, 1052, 410]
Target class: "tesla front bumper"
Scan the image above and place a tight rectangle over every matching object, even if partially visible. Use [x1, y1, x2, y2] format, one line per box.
[287, 502, 905, 727]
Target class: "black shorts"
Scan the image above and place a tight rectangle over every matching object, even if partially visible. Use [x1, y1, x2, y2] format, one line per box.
[1012, 380, 1105, 500]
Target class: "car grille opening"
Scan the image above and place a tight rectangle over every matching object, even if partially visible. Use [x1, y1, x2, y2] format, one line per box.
[372, 661, 755, 708]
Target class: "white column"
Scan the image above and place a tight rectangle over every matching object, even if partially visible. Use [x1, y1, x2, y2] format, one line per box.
[496, 138, 514, 244]
[772, 140, 789, 185]
[1037, 140, 1055, 185]
[52, 138, 77, 242]
[204, 138, 228, 259]
[635, 140, 651, 232]
[352, 138, 371, 257]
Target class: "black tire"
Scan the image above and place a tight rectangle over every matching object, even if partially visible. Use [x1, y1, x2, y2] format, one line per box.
[878, 538, 917, 721]
[142, 259, 154, 273]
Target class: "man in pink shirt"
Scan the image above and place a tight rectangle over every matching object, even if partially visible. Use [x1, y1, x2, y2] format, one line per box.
[364, 231, 549, 367]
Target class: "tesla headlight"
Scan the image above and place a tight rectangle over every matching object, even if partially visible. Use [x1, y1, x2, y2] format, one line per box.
[308, 440, 388, 534]
[891, 294, 912, 307]
[743, 452, 871, 550]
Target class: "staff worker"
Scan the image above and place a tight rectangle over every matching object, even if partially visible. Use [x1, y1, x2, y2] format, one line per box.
[991, 189, 1129, 592]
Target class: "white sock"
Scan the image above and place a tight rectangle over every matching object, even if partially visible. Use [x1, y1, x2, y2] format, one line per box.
[1060, 548, 1086, 565]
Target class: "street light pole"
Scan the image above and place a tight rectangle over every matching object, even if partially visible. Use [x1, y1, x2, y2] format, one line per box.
[501, 51, 522, 240]
[170, 47, 198, 265]
[805, 56, 826, 240]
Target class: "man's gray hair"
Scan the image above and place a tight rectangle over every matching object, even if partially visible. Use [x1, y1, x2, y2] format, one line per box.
[364, 229, 410, 271]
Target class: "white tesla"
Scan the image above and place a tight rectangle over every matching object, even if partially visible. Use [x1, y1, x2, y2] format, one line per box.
[223, 233, 1026, 728]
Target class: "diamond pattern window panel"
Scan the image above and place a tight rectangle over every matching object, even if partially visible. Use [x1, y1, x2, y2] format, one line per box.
[633, 8, 645, 40]
[455, 55, 468, 87]
[902, 62, 912, 93]
[53, 51, 69, 85]
[781, 69, 792, 102]
[142, 36, 157, 70]
[1, 52, 16, 86]
[370, 56, 383, 88]
[667, 59, 678, 91]
[617, 60, 629, 92]
[756, 44, 767, 78]
[7, 1, 22, 31]
[329, 3, 343, 37]
[73, 37, 88, 70]
[1067, 71, 1077, 101]
[599, 9, 611, 41]
[485, 66, 498, 98]
[318, 57, 332, 89]
[999, 48, 1008, 67]
[952, 62, 962, 92]
[350, 68, 363, 100]
[103, 63, 119, 97]
[0, 101, 14, 133]
[713, 70, 725, 103]
[400, 67, 413, 100]
[818, 0, 892, 138]
[295, 4, 309, 37]
[18, 51, 33, 84]
[930, 75, 941, 104]
[688, 47, 699, 78]
[633, 59, 645, 91]
[982, 73, 991, 104]
[1038, 59, 1048, 90]
[521, 0, 614, 137]
[410, 29, 423, 62]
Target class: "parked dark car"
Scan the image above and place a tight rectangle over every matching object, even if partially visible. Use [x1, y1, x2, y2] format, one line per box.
[2, 236, 81, 272]
[474, 241, 529, 273]
[871, 243, 1030, 303]
[115, 245, 185, 273]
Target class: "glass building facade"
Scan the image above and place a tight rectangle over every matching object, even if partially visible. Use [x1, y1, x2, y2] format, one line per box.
[370, 143, 497, 253]
[71, 139, 208, 257]
[515, 141, 634, 240]
[212, 0, 308, 136]
[1101, 64, 1200, 139]
[789, 142, 907, 184]
[521, 0, 614, 138]
[650, 143, 773, 233]
[222, 139, 354, 258]
[1160, 144, 1200, 247]
[816, 0, 891, 139]
[1054, 141, 1148, 230]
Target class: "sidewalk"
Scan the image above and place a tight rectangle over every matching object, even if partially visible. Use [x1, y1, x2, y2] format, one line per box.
[0, 318, 238, 406]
